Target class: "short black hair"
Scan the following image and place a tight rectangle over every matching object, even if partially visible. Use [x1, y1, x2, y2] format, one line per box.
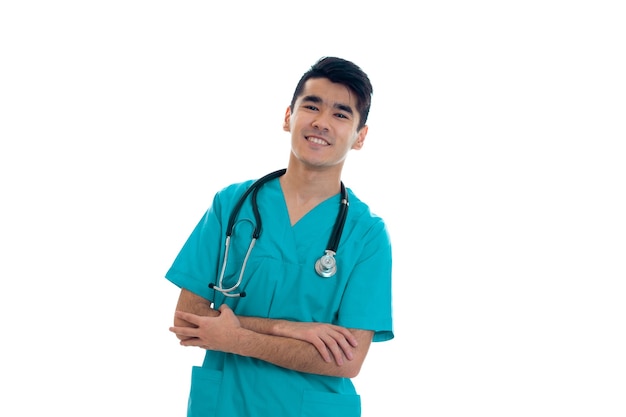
[290, 57, 373, 131]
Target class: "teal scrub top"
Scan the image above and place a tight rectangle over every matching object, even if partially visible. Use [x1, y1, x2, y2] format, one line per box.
[166, 177, 394, 417]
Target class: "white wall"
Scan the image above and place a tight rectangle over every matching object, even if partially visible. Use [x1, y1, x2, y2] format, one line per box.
[1, 1, 624, 416]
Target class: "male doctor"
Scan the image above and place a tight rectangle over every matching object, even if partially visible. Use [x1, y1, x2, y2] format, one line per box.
[167, 56, 394, 417]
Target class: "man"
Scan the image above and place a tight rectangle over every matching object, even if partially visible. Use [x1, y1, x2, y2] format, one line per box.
[167, 56, 394, 417]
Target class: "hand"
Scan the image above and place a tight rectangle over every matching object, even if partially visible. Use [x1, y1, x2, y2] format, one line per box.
[169, 304, 241, 352]
[273, 321, 358, 365]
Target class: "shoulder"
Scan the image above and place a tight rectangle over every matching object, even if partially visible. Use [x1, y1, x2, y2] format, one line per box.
[346, 188, 385, 223]
[214, 178, 259, 203]
[208, 179, 256, 216]
[345, 188, 390, 239]
[217, 180, 254, 197]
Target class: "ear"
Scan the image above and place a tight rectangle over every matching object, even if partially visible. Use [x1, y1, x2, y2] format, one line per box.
[351, 125, 368, 150]
[283, 106, 292, 132]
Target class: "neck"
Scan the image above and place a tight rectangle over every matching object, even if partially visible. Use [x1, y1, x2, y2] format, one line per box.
[280, 167, 342, 203]
[278, 163, 344, 226]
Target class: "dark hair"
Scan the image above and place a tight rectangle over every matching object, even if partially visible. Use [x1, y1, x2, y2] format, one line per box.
[289, 57, 373, 131]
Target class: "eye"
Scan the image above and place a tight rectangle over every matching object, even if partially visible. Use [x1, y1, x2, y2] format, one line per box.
[335, 113, 349, 119]
[304, 105, 319, 111]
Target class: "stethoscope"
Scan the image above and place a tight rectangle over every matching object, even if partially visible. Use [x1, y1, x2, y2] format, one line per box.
[209, 168, 349, 298]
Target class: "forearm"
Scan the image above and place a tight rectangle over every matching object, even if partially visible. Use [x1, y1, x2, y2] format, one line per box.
[174, 289, 218, 329]
[238, 315, 279, 335]
[230, 327, 366, 378]
[175, 290, 287, 334]
[173, 290, 372, 377]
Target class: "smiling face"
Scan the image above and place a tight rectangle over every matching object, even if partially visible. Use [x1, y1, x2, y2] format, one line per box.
[283, 77, 368, 172]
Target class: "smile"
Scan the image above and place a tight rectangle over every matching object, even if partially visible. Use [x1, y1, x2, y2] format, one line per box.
[306, 136, 330, 146]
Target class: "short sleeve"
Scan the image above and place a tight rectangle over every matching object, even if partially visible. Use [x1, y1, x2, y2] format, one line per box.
[165, 193, 224, 301]
[338, 218, 394, 342]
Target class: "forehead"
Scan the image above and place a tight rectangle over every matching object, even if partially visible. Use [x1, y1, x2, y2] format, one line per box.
[298, 78, 357, 108]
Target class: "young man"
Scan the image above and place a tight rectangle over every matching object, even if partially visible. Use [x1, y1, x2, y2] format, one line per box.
[167, 56, 394, 417]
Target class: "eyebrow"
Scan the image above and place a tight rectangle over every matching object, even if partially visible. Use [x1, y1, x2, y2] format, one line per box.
[302, 95, 354, 115]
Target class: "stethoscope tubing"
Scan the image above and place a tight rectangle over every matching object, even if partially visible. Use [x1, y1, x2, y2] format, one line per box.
[326, 182, 349, 253]
[225, 169, 286, 239]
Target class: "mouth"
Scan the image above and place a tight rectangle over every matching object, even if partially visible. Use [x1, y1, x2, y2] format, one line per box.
[305, 136, 330, 146]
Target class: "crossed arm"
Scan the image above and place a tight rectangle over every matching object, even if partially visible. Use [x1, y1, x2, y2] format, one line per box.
[169, 288, 373, 378]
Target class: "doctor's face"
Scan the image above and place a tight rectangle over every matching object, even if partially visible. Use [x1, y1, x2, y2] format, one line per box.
[283, 77, 368, 170]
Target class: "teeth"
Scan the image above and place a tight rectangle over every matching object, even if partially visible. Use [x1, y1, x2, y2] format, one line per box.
[307, 136, 329, 145]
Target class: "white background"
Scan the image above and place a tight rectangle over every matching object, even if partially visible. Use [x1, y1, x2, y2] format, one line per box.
[1, 1, 625, 416]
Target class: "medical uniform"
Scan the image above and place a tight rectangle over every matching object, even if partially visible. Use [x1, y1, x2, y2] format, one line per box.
[166, 177, 394, 417]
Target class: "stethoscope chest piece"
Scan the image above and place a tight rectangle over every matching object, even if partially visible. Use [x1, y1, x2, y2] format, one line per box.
[315, 250, 337, 278]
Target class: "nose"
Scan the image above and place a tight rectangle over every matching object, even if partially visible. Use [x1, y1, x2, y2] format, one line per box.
[312, 110, 331, 131]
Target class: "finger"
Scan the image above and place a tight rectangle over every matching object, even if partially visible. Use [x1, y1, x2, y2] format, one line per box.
[335, 327, 358, 347]
[179, 338, 203, 347]
[174, 310, 200, 325]
[329, 342, 345, 366]
[321, 335, 345, 366]
[178, 336, 195, 342]
[324, 329, 355, 360]
[169, 326, 197, 338]
[346, 333, 358, 347]
[335, 336, 355, 360]
[310, 339, 332, 363]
